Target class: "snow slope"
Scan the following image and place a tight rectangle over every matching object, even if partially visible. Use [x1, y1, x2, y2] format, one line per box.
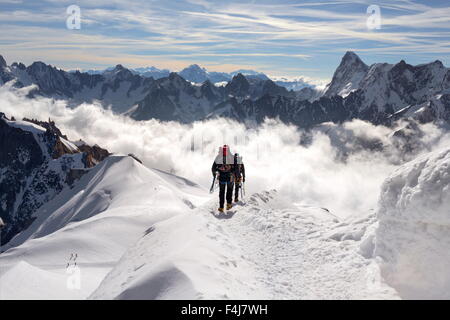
[14, 146, 450, 299]
[0, 155, 206, 299]
[375, 147, 450, 299]
[0, 153, 399, 299]
[91, 190, 398, 300]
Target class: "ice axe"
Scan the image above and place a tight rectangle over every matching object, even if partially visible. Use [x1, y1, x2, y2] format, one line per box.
[209, 173, 218, 193]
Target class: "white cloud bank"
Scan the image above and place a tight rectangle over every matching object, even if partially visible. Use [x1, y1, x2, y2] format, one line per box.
[1, 84, 449, 218]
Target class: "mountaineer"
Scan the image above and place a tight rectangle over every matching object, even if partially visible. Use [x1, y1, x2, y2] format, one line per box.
[211, 145, 235, 212]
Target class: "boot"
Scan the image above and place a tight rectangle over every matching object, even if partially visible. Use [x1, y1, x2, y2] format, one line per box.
[234, 197, 239, 202]
[226, 203, 232, 210]
[218, 207, 224, 212]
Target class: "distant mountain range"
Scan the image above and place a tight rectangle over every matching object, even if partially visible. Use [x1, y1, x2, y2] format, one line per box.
[1, 51, 449, 127]
[79, 64, 318, 90]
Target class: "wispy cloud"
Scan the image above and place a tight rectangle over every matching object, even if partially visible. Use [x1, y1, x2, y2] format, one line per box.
[0, 0, 449, 78]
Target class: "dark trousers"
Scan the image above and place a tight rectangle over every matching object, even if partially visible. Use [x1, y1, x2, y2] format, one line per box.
[219, 182, 234, 208]
[234, 181, 241, 200]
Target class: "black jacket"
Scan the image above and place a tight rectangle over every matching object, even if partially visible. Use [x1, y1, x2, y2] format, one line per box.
[212, 162, 246, 182]
[212, 162, 234, 183]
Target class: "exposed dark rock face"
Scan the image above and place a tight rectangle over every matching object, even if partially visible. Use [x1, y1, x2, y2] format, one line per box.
[127, 153, 143, 164]
[132, 83, 177, 121]
[0, 55, 7, 68]
[0, 113, 110, 245]
[78, 144, 111, 167]
[66, 168, 88, 186]
[22, 118, 68, 139]
[226, 73, 250, 97]
[0, 114, 45, 242]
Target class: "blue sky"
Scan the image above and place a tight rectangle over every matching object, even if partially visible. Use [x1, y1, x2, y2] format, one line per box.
[0, 0, 449, 81]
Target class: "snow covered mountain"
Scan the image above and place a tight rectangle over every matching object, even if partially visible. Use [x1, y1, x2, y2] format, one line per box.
[178, 64, 230, 84]
[0, 155, 395, 300]
[131, 66, 171, 79]
[323, 51, 450, 123]
[80, 63, 309, 90]
[2, 141, 448, 299]
[79, 66, 171, 80]
[212, 52, 450, 127]
[0, 113, 109, 245]
[129, 73, 227, 122]
[323, 51, 369, 98]
[131, 65, 270, 84]
[125, 73, 295, 122]
[0, 55, 295, 121]
[1, 50, 449, 300]
[1, 60, 155, 113]
[229, 69, 269, 81]
[1, 52, 449, 127]
[0, 154, 210, 299]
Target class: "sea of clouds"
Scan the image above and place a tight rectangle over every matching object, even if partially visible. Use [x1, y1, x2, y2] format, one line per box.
[1, 84, 449, 218]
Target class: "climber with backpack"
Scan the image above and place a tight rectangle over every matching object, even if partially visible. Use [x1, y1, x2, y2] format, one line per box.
[233, 153, 246, 202]
[211, 145, 235, 212]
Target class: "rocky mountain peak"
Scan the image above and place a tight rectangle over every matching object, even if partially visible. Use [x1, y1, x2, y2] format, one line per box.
[0, 54, 6, 68]
[11, 62, 26, 70]
[324, 51, 369, 97]
[230, 73, 249, 86]
[111, 64, 132, 76]
[28, 61, 50, 71]
[168, 71, 186, 82]
[225, 73, 250, 97]
[337, 51, 368, 73]
[179, 64, 209, 83]
[341, 51, 364, 64]
[390, 59, 414, 74]
[185, 64, 204, 72]
[432, 60, 444, 68]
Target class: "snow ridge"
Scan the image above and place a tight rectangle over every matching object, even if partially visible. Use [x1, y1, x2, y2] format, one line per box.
[375, 147, 450, 299]
[1, 155, 399, 300]
[91, 189, 397, 300]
